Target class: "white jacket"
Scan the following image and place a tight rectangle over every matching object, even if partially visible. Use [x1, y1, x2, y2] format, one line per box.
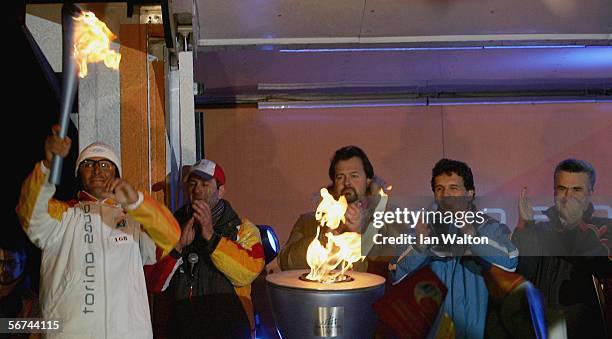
[16, 163, 180, 339]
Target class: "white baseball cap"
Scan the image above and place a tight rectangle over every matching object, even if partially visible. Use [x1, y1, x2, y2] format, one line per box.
[188, 159, 225, 185]
[75, 142, 122, 177]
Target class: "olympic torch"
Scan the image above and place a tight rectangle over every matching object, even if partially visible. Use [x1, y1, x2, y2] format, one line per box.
[49, 5, 121, 185]
[49, 4, 80, 185]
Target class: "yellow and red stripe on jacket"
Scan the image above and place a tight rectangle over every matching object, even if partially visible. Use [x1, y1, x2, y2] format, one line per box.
[16, 162, 70, 231]
[145, 219, 265, 330]
[16, 161, 180, 256]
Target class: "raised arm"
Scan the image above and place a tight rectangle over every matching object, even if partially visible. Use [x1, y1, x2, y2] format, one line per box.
[469, 219, 519, 271]
[16, 126, 72, 249]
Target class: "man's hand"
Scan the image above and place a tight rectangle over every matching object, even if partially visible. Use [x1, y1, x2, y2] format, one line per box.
[175, 218, 196, 252]
[519, 187, 535, 221]
[343, 201, 365, 233]
[192, 200, 214, 241]
[105, 178, 139, 206]
[43, 125, 71, 168]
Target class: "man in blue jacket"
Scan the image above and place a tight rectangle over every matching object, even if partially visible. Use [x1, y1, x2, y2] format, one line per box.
[390, 159, 518, 339]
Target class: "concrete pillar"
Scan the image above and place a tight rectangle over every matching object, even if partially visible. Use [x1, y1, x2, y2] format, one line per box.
[178, 51, 197, 168]
[166, 69, 182, 211]
[78, 61, 122, 154]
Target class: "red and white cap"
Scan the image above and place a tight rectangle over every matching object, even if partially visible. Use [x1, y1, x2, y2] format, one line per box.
[74, 142, 122, 177]
[188, 159, 225, 185]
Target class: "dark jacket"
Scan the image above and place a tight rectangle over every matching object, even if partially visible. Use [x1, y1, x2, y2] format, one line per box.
[147, 199, 265, 339]
[512, 204, 611, 339]
[172, 200, 243, 298]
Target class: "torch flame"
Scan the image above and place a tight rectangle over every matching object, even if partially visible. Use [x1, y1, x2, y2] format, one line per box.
[73, 11, 121, 78]
[315, 188, 347, 230]
[306, 188, 365, 283]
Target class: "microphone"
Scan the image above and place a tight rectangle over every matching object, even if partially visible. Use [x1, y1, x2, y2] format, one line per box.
[187, 252, 199, 277]
[187, 252, 199, 301]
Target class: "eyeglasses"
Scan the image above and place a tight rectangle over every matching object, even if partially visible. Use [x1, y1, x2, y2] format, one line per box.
[79, 159, 115, 171]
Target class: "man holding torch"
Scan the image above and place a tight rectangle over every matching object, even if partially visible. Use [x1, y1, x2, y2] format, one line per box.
[16, 126, 180, 338]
